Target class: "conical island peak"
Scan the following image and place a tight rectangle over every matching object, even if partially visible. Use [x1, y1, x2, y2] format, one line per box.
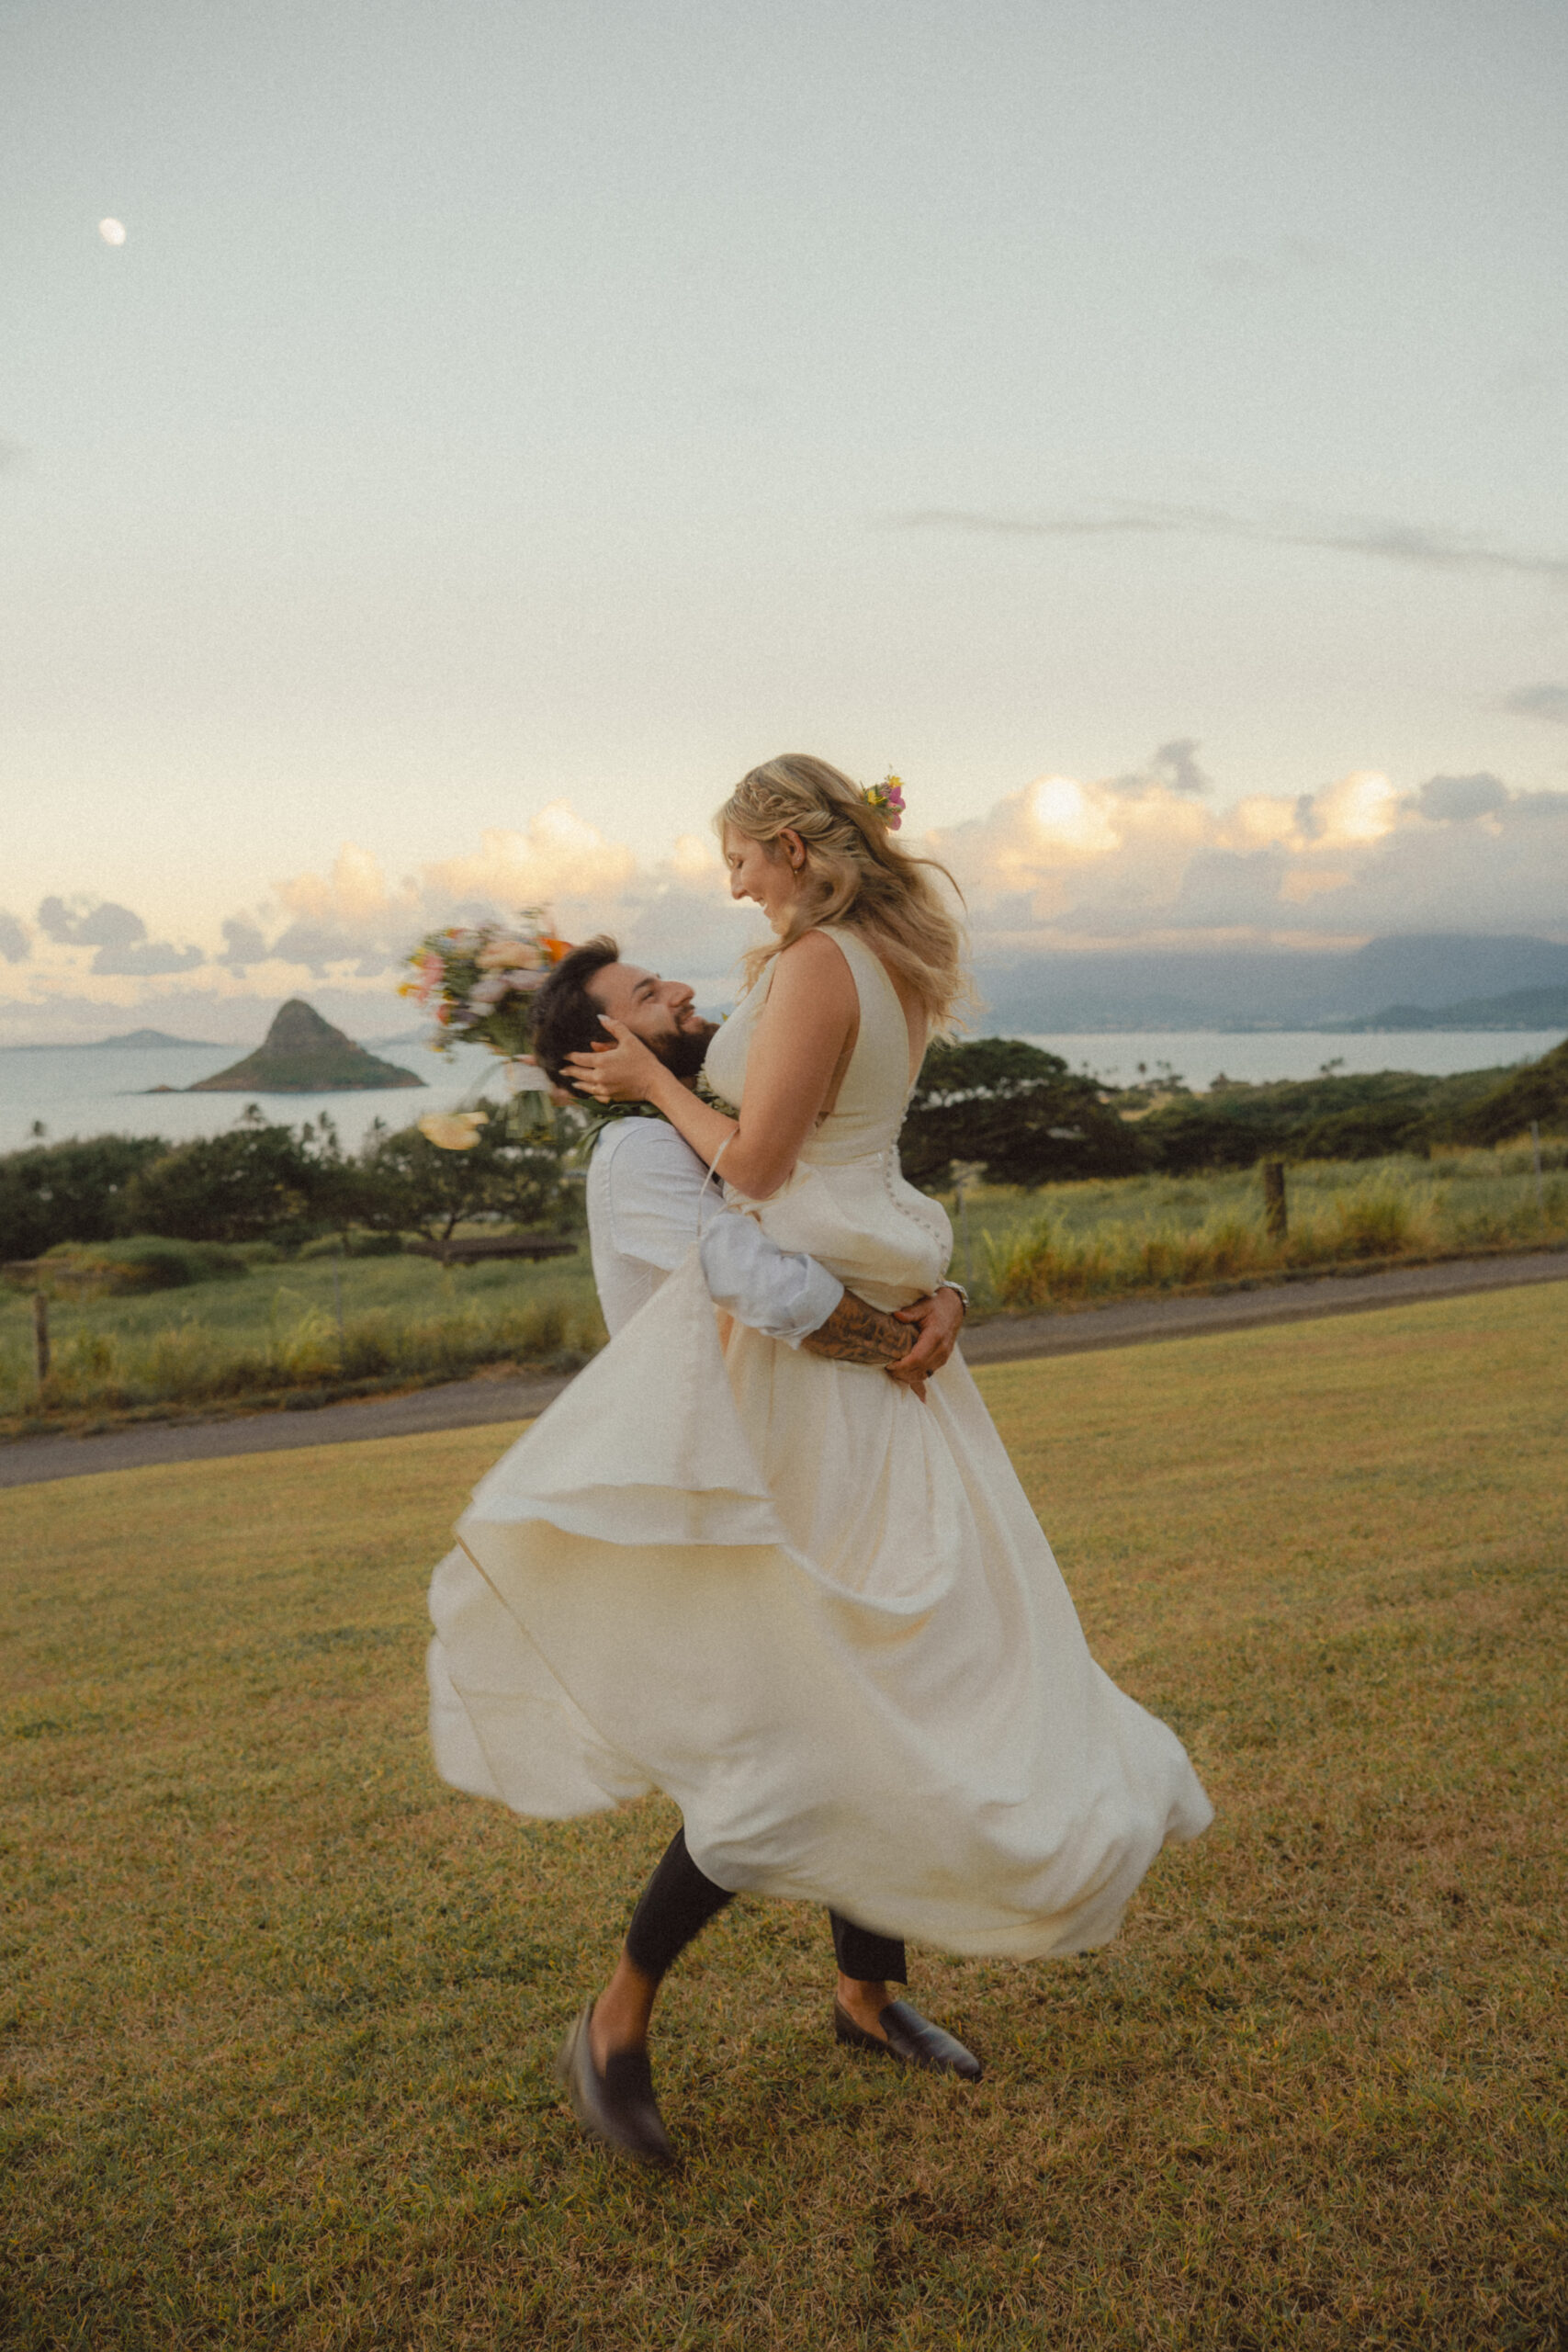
[188, 1000, 426, 1093]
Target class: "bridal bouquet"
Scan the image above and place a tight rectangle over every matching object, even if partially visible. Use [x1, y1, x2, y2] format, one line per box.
[401, 909, 572, 1057]
[400, 910, 573, 1146]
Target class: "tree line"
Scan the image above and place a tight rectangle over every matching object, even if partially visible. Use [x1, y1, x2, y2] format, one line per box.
[900, 1034, 1567, 1188]
[0, 1109, 581, 1264]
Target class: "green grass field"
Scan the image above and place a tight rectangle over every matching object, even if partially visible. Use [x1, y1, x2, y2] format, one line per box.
[4, 1284, 1564, 2347]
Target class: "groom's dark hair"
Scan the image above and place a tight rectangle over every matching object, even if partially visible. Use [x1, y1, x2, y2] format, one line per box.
[531, 936, 622, 1096]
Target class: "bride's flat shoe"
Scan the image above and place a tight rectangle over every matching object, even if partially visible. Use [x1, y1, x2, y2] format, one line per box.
[833, 1997, 982, 2081]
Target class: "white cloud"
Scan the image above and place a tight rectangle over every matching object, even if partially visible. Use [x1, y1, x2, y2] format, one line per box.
[33, 894, 205, 976]
[5, 763, 1565, 1044]
[926, 755, 1568, 947]
[249, 804, 754, 980]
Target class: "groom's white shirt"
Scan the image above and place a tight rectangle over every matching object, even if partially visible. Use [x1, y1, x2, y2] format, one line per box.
[587, 1116, 844, 1342]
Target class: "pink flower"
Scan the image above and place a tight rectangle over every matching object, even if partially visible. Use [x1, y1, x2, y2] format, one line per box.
[412, 950, 446, 1006]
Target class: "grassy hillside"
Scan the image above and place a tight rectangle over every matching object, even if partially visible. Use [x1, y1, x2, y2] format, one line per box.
[4, 1286, 1563, 2346]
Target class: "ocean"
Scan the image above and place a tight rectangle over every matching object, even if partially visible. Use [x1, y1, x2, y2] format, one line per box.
[1, 1029, 1558, 1158]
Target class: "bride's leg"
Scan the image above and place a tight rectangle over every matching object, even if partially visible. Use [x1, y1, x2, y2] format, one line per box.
[589, 1826, 736, 2069]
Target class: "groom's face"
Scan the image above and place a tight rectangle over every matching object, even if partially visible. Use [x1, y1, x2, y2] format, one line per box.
[585, 960, 716, 1078]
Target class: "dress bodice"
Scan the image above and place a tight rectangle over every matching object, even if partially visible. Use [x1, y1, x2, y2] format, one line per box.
[701, 926, 951, 1308]
[703, 927, 918, 1164]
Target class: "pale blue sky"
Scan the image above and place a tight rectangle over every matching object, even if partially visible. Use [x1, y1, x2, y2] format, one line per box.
[2, 0, 1566, 1036]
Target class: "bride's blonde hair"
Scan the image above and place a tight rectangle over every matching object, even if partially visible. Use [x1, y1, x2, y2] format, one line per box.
[717, 753, 970, 1031]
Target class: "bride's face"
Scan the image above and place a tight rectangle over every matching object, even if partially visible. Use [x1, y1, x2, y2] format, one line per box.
[723, 825, 806, 931]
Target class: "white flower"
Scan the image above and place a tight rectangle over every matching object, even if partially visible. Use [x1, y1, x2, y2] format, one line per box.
[477, 939, 542, 970]
[419, 1110, 488, 1151]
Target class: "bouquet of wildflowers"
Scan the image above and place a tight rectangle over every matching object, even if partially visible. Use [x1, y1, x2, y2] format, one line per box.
[400, 909, 574, 1147]
[401, 908, 572, 1057]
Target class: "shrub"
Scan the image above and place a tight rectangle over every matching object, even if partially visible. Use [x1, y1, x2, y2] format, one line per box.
[296, 1230, 405, 1261]
[37, 1238, 250, 1295]
[1323, 1186, 1420, 1260]
[0, 1134, 171, 1261]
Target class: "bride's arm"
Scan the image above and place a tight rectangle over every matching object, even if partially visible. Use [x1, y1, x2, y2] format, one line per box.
[566, 933, 857, 1199]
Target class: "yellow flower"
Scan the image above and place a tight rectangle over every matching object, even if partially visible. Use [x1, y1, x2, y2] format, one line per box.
[418, 1110, 489, 1151]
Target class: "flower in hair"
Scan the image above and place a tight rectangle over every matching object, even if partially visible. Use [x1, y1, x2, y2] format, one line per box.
[863, 774, 906, 830]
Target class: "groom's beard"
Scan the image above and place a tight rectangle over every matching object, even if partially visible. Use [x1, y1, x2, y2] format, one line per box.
[660, 1019, 717, 1080]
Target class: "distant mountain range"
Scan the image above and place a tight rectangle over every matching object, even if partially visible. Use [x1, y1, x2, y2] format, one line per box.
[1344, 985, 1568, 1032]
[976, 933, 1568, 1033]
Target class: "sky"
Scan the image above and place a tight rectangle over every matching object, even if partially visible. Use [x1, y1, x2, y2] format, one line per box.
[2, 0, 1566, 1043]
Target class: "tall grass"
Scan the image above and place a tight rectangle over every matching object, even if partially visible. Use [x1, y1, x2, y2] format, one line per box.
[986, 1153, 1565, 1312]
[0, 1290, 599, 1423]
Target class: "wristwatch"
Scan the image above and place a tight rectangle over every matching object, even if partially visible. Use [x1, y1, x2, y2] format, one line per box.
[939, 1280, 969, 1313]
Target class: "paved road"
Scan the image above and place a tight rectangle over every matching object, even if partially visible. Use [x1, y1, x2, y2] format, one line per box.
[3, 1246, 1562, 1491]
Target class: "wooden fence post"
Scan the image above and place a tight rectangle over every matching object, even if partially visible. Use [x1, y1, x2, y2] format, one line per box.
[33, 1289, 51, 1385]
[1262, 1159, 1288, 1242]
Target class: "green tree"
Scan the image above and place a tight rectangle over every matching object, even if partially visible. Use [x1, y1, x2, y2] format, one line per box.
[901, 1038, 1145, 1189]
[120, 1117, 342, 1243]
[354, 1114, 579, 1249]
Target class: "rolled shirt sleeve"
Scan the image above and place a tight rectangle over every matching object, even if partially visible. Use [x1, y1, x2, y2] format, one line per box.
[697, 1207, 843, 1346]
[593, 1117, 842, 1345]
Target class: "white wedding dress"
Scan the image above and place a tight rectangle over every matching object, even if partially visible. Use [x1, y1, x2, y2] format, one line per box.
[427, 929, 1212, 1958]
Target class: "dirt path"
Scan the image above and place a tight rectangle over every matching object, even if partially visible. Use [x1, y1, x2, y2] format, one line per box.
[3, 1246, 1563, 1491]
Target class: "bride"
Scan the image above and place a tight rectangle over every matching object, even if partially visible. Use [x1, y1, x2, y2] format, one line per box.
[427, 753, 1212, 2162]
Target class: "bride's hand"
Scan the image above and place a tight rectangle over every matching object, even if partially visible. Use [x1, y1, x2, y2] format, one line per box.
[564, 1019, 665, 1104]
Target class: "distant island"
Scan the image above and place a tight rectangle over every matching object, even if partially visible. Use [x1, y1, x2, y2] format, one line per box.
[0, 1027, 228, 1051]
[99, 1027, 228, 1049]
[184, 1001, 426, 1093]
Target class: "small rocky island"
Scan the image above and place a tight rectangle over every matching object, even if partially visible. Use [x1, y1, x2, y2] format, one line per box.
[186, 1000, 426, 1093]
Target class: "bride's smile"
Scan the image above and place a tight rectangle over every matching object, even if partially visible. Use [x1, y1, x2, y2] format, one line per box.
[724, 823, 807, 928]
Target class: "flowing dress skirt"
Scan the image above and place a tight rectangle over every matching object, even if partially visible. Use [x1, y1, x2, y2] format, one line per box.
[428, 1244, 1212, 1960]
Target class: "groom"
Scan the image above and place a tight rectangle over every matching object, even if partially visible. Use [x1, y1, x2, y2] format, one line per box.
[530, 938, 979, 2166]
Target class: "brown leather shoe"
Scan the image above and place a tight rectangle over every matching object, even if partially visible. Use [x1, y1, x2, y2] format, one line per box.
[833, 1997, 983, 2081]
[555, 2000, 676, 2167]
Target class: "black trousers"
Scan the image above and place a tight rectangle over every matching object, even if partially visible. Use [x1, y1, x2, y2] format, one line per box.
[625, 1826, 907, 1986]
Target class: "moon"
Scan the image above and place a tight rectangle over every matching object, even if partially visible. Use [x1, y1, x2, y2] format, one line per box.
[98, 218, 127, 245]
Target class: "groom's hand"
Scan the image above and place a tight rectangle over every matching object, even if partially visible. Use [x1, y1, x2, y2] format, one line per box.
[564, 1020, 664, 1103]
[887, 1286, 965, 1387]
